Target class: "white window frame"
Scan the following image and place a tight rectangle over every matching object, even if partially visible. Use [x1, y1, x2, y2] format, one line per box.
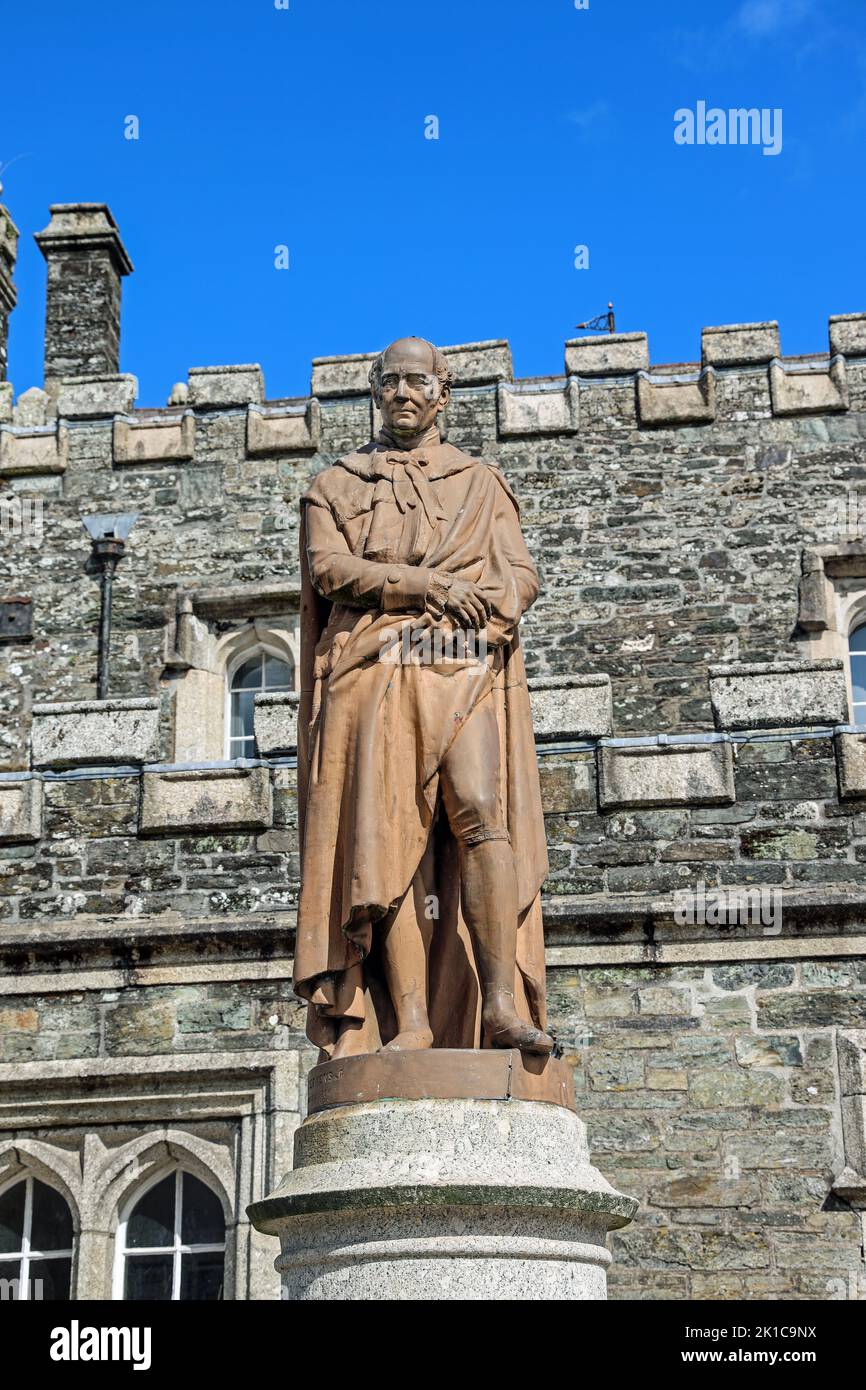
[0, 1173, 74, 1301]
[224, 643, 295, 761]
[850, 618, 866, 727]
[112, 1165, 226, 1302]
[803, 570, 866, 723]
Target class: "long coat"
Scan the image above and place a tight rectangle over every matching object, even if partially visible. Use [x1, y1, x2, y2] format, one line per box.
[293, 440, 549, 1057]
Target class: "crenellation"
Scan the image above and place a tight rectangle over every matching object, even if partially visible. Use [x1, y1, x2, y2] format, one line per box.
[0, 422, 68, 477]
[12, 386, 51, 427]
[113, 412, 195, 465]
[565, 331, 649, 377]
[0, 776, 42, 844]
[31, 698, 162, 770]
[187, 364, 265, 408]
[140, 765, 273, 836]
[769, 356, 849, 417]
[530, 673, 613, 739]
[246, 400, 321, 456]
[55, 373, 138, 419]
[598, 739, 736, 811]
[497, 379, 580, 436]
[701, 320, 780, 367]
[829, 312, 866, 358]
[636, 367, 716, 427]
[708, 660, 848, 732]
[253, 693, 299, 756]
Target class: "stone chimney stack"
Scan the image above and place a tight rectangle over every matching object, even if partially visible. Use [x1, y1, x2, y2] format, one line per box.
[35, 203, 133, 384]
[0, 199, 19, 382]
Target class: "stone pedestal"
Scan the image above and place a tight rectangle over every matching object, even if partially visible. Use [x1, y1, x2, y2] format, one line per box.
[247, 1050, 637, 1301]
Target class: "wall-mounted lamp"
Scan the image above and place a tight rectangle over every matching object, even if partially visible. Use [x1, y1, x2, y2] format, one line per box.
[81, 512, 138, 699]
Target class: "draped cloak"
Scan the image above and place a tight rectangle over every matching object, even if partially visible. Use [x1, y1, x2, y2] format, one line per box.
[293, 438, 549, 1057]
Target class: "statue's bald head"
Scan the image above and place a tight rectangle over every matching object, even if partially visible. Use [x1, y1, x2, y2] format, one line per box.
[369, 337, 453, 400]
[369, 337, 453, 444]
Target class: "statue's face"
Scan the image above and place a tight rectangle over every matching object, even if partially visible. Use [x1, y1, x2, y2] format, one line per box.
[376, 339, 449, 439]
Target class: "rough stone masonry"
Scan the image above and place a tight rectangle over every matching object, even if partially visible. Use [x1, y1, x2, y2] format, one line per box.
[0, 200, 865, 1300]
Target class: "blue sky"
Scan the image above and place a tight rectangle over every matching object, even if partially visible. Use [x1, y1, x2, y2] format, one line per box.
[1, 0, 864, 405]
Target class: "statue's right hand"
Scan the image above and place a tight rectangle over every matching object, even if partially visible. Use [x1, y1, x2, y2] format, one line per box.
[443, 579, 492, 630]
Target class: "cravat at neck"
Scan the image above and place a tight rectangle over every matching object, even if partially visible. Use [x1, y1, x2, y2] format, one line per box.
[379, 451, 446, 526]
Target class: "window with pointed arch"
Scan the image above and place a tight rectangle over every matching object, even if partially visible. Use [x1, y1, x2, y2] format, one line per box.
[226, 647, 294, 759]
[115, 1168, 226, 1301]
[0, 1174, 74, 1300]
[850, 622, 866, 726]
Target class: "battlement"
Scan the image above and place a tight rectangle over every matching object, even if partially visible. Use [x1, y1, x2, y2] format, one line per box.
[2, 315, 865, 478]
[1, 199, 865, 452]
[4, 661, 860, 844]
[1, 685, 863, 952]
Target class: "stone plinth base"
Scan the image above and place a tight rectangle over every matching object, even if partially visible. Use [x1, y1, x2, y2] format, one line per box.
[247, 1050, 637, 1301]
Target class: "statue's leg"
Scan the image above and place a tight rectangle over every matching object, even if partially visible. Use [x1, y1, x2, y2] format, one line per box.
[379, 885, 434, 1051]
[440, 703, 553, 1057]
[330, 1017, 369, 1059]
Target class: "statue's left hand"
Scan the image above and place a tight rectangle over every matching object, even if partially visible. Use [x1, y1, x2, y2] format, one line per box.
[442, 579, 492, 630]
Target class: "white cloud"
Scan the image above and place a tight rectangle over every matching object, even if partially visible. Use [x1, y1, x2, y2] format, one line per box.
[734, 0, 813, 38]
[566, 102, 610, 133]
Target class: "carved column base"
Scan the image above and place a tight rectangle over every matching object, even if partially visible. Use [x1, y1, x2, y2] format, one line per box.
[247, 1050, 637, 1301]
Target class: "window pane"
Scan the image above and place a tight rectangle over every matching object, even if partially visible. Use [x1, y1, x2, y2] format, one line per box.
[231, 656, 263, 691]
[31, 1180, 73, 1253]
[0, 1257, 22, 1297]
[264, 655, 292, 690]
[851, 623, 866, 653]
[125, 1253, 174, 1301]
[230, 690, 255, 740]
[0, 1182, 25, 1254]
[851, 652, 866, 704]
[126, 1175, 175, 1250]
[180, 1175, 225, 1246]
[28, 1256, 72, 1301]
[180, 1250, 224, 1301]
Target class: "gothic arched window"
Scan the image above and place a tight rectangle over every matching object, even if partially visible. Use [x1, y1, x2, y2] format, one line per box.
[850, 622, 866, 726]
[0, 1175, 74, 1300]
[118, 1173, 226, 1301]
[117, 1168, 226, 1301]
[227, 649, 294, 758]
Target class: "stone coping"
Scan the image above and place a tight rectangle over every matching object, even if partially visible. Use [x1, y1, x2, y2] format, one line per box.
[708, 659, 844, 677]
[248, 1183, 638, 1230]
[528, 674, 610, 690]
[31, 696, 158, 716]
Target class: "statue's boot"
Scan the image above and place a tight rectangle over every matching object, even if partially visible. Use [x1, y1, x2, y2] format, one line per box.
[462, 839, 554, 1057]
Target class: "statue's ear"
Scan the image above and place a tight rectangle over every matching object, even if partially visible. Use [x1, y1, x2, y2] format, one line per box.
[437, 383, 451, 412]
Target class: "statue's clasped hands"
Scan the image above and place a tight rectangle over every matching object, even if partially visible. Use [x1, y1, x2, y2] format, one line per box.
[442, 578, 491, 630]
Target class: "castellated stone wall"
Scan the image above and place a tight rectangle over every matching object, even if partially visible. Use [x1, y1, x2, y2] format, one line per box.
[2, 319, 866, 766]
[1, 201, 865, 1300]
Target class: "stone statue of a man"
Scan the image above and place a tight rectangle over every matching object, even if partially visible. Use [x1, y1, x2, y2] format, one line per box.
[294, 337, 553, 1060]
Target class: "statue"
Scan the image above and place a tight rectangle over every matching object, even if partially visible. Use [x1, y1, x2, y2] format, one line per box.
[294, 337, 553, 1060]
